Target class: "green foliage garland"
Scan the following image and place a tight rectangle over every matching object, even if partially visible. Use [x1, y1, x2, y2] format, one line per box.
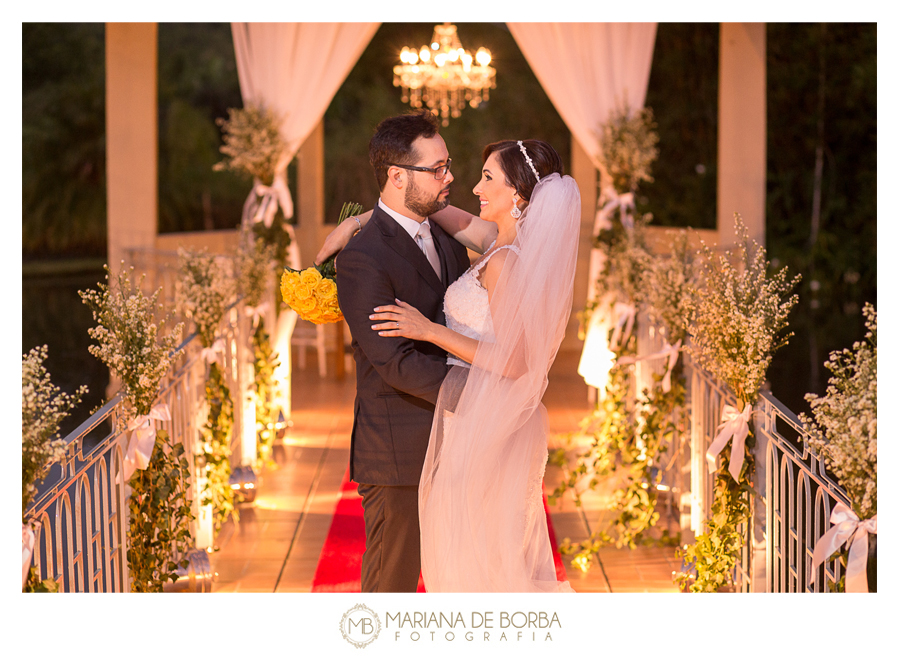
[253, 319, 280, 470]
[127, 430, 194, 592]
[606, 371, 685, 549]
[254, 212, 293, 274]
[553, 343, 684, 568]
[674, 216, 799, 592]
[80, 266, 194, 592]
[550, 355, 633, 511]
[675, 447, 753, 592]
[201, 361, 237, 533]
[556, 108, 666, 568]
[177, 249, 237, 536]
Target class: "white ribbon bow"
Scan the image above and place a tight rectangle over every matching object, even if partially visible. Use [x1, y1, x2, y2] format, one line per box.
[706, 403, 752, 481]
[811, 503, 877, 593]
[617, 339, 682, 392]
[119, 402, 171, 483]
[597, 189, 635, 232]
[200, 337, 226, 365]
[245, 302, 268, 330]
[609, 302, 636, 351]
[22, 522, 36, 588]
[241, 170, 294, 229]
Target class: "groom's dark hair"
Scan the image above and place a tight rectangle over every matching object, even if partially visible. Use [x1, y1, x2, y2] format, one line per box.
[369, 110, 441, 191]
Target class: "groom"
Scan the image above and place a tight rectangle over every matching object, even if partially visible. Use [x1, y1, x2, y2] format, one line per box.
[335, 111, 470, 592]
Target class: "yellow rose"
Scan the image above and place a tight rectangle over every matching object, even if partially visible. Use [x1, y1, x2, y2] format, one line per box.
[280, 272, 300, 310]
[282, 267, 342, 323]
[280, 271, 299, 293]
[297, 297, 317, 314]
[299, 267, 322, 287]
[314, 278, 337, 301]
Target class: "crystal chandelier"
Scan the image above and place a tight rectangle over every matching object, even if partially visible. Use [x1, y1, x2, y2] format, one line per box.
[393, 23, 496, 126]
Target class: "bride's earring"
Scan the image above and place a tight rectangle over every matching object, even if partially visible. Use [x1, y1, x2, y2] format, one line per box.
[510, 194, 522, 219]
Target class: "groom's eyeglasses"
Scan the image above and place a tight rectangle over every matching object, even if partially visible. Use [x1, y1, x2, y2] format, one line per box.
[387, 159, 452, 180]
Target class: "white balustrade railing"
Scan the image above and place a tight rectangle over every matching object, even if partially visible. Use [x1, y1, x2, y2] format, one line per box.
[24, 301, 255, 592]
[632, 308, 854, 592]
[756, 391, 853, 592]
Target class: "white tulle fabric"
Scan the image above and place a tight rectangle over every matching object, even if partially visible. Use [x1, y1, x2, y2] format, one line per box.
[419, 173, 580, 592]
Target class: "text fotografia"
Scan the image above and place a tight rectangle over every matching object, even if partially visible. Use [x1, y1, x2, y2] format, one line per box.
[387, 611, 561, 642]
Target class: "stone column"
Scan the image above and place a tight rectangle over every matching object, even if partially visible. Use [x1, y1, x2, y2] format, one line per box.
[719, 24, 768, 591]
[105, 23, 158, 271]
[717, 23, 766, 250]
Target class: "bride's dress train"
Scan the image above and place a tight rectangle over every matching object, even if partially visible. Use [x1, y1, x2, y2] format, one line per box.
[419, 220, 576, 593]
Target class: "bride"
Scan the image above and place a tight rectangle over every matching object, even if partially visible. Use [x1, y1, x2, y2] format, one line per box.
[324, 139, 579, 592]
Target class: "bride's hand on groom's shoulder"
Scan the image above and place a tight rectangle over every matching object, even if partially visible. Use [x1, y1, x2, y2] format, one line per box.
[369, 299, 432, 341]
[315, 209, 374, 265]
[315, 220, 354, 265]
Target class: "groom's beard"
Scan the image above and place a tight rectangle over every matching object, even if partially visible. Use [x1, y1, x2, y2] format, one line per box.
[404, 177, 450, 218]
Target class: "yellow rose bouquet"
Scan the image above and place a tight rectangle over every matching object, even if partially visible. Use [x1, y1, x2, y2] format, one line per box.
[281, 201, 362, 325]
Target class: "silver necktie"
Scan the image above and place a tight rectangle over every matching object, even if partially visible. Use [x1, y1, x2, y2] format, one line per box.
[415, 222, 442, 280]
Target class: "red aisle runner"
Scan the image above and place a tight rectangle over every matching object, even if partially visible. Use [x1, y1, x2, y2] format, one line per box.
[311, 468, 569, 592]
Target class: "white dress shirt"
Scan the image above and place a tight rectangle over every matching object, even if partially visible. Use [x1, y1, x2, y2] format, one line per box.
[377, 199, 442, 280]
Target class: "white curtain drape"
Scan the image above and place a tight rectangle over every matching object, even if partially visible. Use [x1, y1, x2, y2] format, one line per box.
[506, 23, 657, 170]
[231, 22, 380, 177]
[231, 22, 380, 416]
[507, 23, 657, 390]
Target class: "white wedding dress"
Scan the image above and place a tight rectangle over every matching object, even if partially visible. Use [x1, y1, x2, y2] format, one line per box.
[418, 242, 575, 593]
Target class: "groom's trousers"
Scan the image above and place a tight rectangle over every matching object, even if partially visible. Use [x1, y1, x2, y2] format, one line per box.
[357, 483, 420, 593]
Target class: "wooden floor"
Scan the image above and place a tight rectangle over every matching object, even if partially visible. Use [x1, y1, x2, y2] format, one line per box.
[209, 348, 681, 593]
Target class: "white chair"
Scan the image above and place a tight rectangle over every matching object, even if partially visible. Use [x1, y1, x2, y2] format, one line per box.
[292, 319, 327, 378]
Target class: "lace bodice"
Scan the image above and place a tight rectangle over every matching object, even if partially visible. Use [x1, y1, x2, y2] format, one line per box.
[443, 244, 518, 368]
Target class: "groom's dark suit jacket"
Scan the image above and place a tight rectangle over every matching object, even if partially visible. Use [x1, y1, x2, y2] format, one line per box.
[336, 206, 470, 486]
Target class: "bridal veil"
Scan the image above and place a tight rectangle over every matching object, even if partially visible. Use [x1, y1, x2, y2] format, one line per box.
[419, 173, 581, 592]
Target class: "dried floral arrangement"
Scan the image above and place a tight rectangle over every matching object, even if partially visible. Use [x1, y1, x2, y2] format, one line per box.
[80, 266, 192, 591]
[803, 303, 876, 520]
[597, 104, 659, 195]
[801, 304, 876, 592]
[675, 215, 800, 593]
[214, 105, 284, 185]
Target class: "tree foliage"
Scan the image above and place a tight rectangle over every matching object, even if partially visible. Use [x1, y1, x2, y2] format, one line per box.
[22, 23, 876, 414]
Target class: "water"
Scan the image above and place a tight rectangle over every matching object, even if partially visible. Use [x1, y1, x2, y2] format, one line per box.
[22, 266, 111, 437]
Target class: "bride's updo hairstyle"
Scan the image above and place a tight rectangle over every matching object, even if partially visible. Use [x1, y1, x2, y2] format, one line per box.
[482, 139, 564, 205]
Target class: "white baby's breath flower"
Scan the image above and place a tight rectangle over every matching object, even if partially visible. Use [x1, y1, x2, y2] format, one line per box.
[235, 234, 276, 309]
[687, 214, 800, 406]
[22, 346, 86, 516]
[801, 304, 876, 519]
[80, 266, 183, 422]
[176, 248, 235, 348]
[213, 105, 285, 184]
[642, 230, 698, 344]
[598, 104, 659, 195]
